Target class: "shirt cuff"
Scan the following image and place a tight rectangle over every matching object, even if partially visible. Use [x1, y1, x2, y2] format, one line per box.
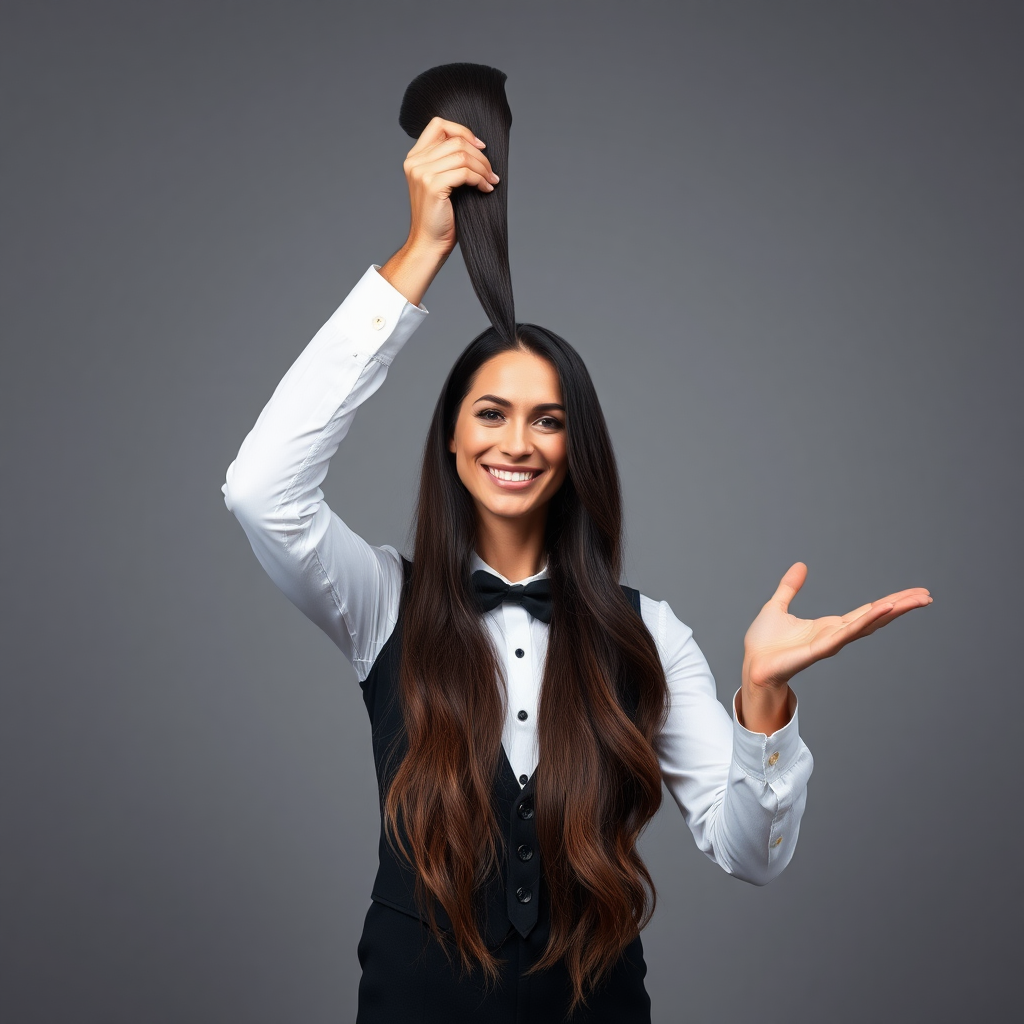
[318, 264, 428, 367]
[730, 687, 803, 783]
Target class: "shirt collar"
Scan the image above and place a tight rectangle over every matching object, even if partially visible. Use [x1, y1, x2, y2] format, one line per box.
[470, 551, 549, 586]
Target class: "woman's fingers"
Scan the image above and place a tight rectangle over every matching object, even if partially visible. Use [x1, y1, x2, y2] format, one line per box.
[409, 148, 499, 195]
[841, 602, 875, 622]
[823, 592, 932, 654]
[869, 586, 932, 607]
[407, 137, 498, 190]
[840, 588, 932, 625]
[867, 593, 932, 631]
[407, 116, 486, 157]
[411, 132, 495, 171]
[809, 603, 894, 659]
[768, 562, 808, 613]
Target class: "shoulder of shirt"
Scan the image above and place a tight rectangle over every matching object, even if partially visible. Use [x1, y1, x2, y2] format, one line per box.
[633, 590, 696, 655]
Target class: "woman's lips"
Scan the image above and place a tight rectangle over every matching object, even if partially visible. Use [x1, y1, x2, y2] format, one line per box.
[482, 464, 542, 490]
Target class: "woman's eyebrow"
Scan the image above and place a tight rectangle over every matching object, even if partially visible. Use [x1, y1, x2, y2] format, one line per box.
[473, 394, 565, 412]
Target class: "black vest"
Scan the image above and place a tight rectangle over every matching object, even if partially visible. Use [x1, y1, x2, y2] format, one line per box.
[359, 557, 645, 949]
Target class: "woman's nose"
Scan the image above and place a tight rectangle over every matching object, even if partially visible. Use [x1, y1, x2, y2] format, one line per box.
[499, 421, 533, 456]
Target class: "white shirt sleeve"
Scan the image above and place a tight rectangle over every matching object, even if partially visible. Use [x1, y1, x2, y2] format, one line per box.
[221, 266, 428, 679]
[642, 594, 814, 885]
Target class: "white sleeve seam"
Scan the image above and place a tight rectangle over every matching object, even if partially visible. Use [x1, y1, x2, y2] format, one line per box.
[311, 545, 351, 648]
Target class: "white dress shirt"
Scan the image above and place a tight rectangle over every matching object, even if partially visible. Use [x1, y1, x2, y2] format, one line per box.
[222, 265, 814, 886]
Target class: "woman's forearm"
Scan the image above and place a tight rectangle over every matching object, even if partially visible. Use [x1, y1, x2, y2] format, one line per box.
[379, 238, 451, 307]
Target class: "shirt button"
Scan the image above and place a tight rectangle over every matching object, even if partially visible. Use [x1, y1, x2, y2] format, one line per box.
[517, 844, 534, 862]
[371, 315, 385, 330]
[515, 648, 525, 658]
[516, 886, 533, 904]
[772, 835, 783, 847]
[519, 774, 528, 786]
[517, 709, 528, 721]
[768, 751, 780, 766]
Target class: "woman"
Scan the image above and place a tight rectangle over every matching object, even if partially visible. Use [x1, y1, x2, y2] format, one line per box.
[222, 69, 931, 1023]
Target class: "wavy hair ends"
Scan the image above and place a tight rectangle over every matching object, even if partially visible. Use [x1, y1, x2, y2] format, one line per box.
[385, 317, 671, 1011]
[399, 63, 515, 344]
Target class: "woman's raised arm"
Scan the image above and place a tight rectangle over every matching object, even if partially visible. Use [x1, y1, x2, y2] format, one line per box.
[221, 118, 498, 677]
[221, 266, 425, 677]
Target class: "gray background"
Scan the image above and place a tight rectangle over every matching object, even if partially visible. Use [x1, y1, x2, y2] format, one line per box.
[3, 2, 1021, 1021]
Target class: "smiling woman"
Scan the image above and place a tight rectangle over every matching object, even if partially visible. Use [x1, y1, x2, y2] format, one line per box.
[449, 345, 568, 576]
[222, 62, 931, 1024]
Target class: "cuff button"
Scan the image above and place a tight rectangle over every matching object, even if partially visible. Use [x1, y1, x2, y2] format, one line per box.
[372, 316, 386, 330]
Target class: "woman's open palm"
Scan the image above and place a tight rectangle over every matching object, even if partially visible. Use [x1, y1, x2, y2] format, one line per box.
[742, 562, 932, 689]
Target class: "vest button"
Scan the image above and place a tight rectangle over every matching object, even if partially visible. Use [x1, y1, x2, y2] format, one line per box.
[515, 648, 525, 658]
[516, 886, 533, 903]
[517, 843, 533, 862]
[517, 799, 534, 820]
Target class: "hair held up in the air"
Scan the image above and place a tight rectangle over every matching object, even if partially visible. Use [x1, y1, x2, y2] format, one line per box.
[399, 62, 516, 344]
[386, 63, 671, 1011]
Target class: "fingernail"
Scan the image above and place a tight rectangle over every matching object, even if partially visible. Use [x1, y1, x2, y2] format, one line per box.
[490, 173, 500, 183]
[474, 136, 486, 147]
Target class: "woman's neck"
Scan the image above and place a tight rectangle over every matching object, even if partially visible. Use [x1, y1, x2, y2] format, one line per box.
[474, 509, 548, 582]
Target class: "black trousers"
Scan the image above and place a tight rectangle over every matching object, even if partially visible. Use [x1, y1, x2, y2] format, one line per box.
[356, 900, 651, 1024]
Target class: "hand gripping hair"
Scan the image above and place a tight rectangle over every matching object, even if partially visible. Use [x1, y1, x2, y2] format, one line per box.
[399, 63, 516, 344]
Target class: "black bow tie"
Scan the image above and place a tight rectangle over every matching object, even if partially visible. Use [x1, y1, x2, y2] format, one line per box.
[472, 570, 553, 623]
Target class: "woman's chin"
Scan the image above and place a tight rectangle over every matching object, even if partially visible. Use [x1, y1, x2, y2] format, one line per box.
[475, 495, 545, 522]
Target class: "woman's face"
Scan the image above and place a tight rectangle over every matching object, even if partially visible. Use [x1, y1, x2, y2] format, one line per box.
[448, 347, 569, 527]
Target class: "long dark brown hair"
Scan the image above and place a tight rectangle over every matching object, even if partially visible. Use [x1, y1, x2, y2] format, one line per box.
[385, 64, 670, 1011]
[383, 323, 670, 1009]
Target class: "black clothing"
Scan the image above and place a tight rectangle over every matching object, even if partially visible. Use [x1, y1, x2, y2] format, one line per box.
[355, 559, 653, 1023]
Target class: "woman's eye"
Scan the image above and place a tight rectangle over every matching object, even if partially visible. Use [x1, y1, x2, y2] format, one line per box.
[475, 409, 562, 429]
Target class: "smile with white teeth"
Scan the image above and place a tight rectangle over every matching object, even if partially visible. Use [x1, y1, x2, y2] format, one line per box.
[486, 467, 539, 482]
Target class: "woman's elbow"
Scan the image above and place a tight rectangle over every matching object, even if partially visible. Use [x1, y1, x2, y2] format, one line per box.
[727, 864, 777, 887]
[222, 459, 275, 529]
[721, 841, 799, 887]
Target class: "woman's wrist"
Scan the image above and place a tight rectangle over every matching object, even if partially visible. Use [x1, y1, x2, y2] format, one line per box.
[738, 657, 793, 735]
[379, 237, 452, 307]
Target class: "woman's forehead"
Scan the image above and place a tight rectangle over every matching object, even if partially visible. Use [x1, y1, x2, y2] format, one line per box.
[467, 349, 562, 404]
